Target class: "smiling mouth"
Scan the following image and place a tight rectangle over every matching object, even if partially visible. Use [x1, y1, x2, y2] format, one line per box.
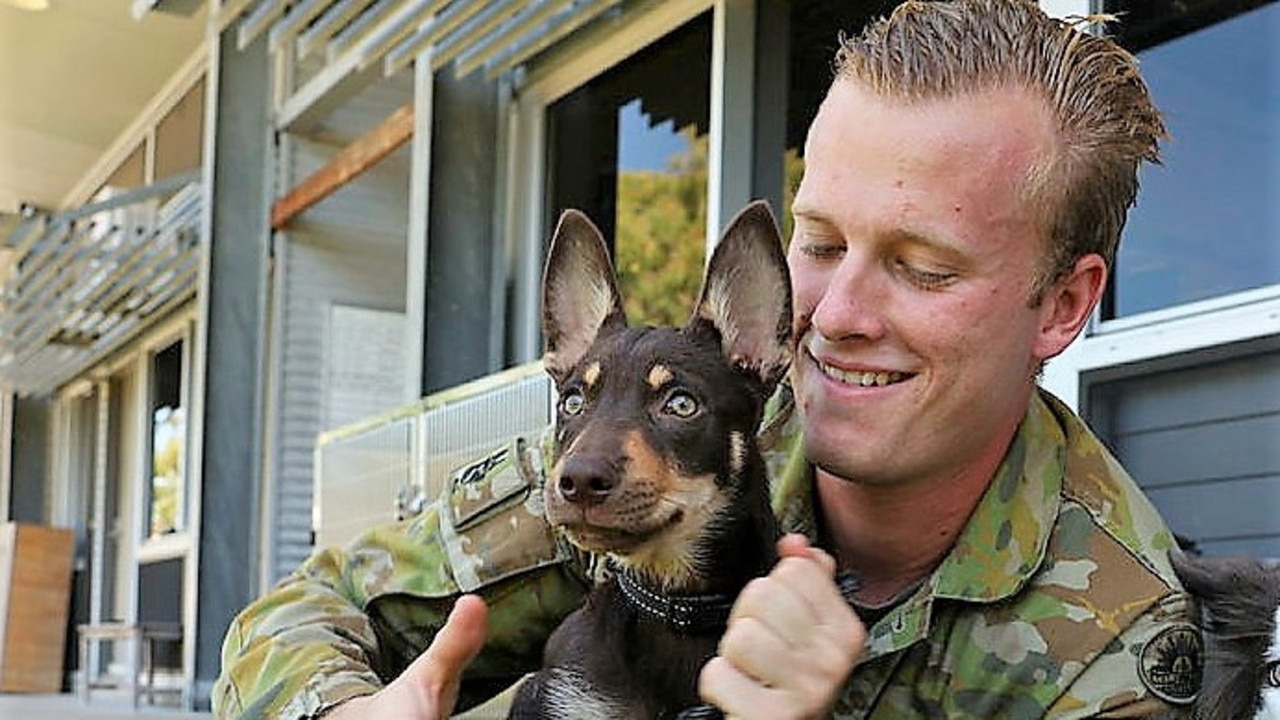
[816, 359, 911, 388]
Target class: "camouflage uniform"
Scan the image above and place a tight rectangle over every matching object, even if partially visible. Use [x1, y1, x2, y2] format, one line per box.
[212, 389, 1199, 719]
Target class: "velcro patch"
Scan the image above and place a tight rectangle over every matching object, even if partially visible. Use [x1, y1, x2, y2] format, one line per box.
[1139, 623, 1203, 705]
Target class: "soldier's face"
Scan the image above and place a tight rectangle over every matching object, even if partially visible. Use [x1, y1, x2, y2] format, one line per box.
[788, 81, 1091, 487]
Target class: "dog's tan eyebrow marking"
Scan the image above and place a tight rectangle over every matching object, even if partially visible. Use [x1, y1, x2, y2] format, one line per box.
[583, 361, 602, 388]
[647, 364, 673, 389]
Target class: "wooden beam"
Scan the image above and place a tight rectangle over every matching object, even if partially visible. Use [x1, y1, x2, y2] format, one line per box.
[271, 103, 414, 230]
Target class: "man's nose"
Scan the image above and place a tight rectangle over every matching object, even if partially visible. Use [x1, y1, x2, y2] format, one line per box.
[809, 255, 888, 343]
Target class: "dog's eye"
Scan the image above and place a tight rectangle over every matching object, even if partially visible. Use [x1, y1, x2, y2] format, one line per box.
[663, 391, 700, 418]
[1267, 660, 1280, 688]
[560, 389, 586, 416]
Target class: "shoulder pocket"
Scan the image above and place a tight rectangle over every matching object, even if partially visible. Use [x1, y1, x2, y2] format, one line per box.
[448, 442, 531, 530]
[439, 438, 566, 591]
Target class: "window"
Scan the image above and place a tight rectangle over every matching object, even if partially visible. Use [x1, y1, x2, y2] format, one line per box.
[154, 77, 205, 182]
[1106, 0, 1279, 318]
[779, 1, 899, 243]
[544, 13, 711, 328]
[147, 340, 185, 538]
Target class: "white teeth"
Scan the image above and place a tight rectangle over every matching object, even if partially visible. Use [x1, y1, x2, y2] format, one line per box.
[819, 362, 907, 387]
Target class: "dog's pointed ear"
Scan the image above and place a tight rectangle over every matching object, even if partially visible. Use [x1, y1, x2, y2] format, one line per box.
[542, 209, 626, 383]
[691, 200, 792, 390]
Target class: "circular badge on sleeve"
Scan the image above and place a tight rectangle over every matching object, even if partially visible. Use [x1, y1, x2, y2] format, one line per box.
[1138, 624, 1203, 704]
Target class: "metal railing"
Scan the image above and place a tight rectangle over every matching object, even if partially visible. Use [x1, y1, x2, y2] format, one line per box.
[0, 172, 202, 396]
[313, 361, 554, 548]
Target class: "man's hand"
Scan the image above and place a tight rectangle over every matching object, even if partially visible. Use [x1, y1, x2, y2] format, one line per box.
[698, 534, 865, 720]
[324, 594, 488, 719]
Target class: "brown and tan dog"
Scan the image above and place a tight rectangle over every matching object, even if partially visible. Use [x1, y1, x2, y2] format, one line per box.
[509, 201, 793, 719]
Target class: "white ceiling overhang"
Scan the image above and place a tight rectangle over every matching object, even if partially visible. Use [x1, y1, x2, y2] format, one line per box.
[216, 0, 626, 127]
[0, 173, 202, 396]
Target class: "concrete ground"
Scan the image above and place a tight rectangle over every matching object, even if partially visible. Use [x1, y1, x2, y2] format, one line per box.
[0, 687, 520, 719]
[0, 680, 521, 719]
[0, 691, 209, 719]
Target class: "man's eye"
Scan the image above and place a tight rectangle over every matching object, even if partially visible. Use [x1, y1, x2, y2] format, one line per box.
[662, 391, 700, 419]
[560, 389, 586, 416]
[895, 258, 957, 289]
[1266, 660, 1280, 688]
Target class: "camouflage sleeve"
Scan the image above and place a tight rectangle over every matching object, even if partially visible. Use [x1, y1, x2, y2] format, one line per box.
[211, 437, 590, 720]
[1049, 591, 1199, 719]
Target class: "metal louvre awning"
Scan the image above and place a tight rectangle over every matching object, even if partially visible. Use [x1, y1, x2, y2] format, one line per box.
[217, 0, 624, 94]
[0, 173, 202, 397]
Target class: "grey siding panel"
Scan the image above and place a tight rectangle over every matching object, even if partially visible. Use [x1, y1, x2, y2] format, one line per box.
[273, 238, 407, 582]
[1089, 349, 1280, 561]
[1112, 412, 1280, 488]
[270, 74, 412, 583]
[423, 67, 500, 393]
[1103, 351, 1280, 432]
[1145, 476, 1280, 542]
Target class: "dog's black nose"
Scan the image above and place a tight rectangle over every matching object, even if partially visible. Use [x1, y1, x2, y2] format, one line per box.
[557, 456, 616, 505]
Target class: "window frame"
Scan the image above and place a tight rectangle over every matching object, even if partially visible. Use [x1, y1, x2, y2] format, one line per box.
[502, 0, 763, 363]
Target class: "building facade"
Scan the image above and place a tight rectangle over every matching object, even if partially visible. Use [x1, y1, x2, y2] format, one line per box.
[0, 0, 1275, 709]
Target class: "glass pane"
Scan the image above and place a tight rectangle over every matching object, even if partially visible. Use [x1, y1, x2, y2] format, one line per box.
[783, 2, 899, 244]
[546, 13, 711, 328]
[1108, 1, 1280, 317]
[149, 341, 184, 538]
[154, 77, 205, 182]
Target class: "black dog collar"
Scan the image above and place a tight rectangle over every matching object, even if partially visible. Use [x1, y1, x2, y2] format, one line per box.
[615, 569, 737, 635]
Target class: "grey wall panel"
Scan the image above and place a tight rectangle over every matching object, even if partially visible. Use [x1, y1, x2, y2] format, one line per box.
[1146, 475, 1280, 543]
[197, 31, 272, 708]
[10, 396, 49, 523]
[1101, 351, 1280, 432]
[1111, 412, 1280, 488]
[1088, 348, 1280, 561]
[1198, 537, 1280, 560]
[272, 235, 407, 582]
[269, 72, 412, 583]
[423, 67, 500, 394]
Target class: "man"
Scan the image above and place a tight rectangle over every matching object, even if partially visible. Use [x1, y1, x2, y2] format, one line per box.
[213, 1, 1198, 718]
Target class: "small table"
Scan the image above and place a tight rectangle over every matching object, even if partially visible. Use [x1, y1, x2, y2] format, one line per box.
[77, 622, 183, 707]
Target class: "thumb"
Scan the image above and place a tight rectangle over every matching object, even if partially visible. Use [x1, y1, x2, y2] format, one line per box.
[405, 594, 488, 707]
[777, 532, 837, 576]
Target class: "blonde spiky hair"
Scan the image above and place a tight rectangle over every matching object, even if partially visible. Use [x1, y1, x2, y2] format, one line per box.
[833, 0, 1167, 303]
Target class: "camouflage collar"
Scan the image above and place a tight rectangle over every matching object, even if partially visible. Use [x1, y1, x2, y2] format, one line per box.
[767, 390, 1069, 655]
[930, 390, 1065, 601]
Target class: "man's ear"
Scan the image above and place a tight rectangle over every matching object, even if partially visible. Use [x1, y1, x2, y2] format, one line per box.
[542, 210, 626, 383]
[690, 200, 793, 391]
[1034, 253, 1107, 362]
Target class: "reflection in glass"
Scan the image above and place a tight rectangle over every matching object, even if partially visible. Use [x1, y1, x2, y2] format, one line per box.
[149, 341, 184, 538]
[546, 14, 711, 328]
[1110, 1, 1279, 317]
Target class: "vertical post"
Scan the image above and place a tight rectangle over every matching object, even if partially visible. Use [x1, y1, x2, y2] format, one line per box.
[751, 0, 788, 222]
[509, 93, 546, 366]
[87, 379, 110, 689]
[190, 24, 272, 709]
[405, 50, 434, 399]
[0, 390, 11, 521]
[706, 0, 756, 254]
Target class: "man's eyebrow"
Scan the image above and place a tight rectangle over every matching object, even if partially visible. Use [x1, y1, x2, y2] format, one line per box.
[790, 205, 837, 226]
[883, 227, 971, 266]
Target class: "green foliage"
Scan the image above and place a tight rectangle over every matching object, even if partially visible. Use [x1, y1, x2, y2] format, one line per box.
[614, 128, 709, 328]
[612, 132, 808, 328]
[782, 147, 805, 245]
[150, 408, 183, 537]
